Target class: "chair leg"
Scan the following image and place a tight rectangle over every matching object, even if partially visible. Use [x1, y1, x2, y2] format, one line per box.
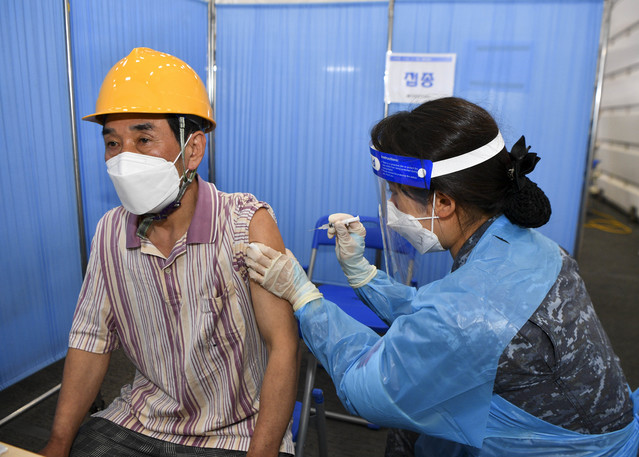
[295, 351, 318, 457]
[312, 389, 328, 457]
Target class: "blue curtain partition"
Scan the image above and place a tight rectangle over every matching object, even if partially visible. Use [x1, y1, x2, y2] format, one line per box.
[0, 0, 603, 389]
[0, 0, 208, 390]
[0, 0, 82, 389]
[215, 0, 603, 285]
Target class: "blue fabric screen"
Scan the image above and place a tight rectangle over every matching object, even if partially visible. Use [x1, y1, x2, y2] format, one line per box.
[0, 0, 82, 389]
[215, 0, 602, 286]
[0, 0, 604, 389]
[0, 0, 208, 390]
[216, 3, 388, 285]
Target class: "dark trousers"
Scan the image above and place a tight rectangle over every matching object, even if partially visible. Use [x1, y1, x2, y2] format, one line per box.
[70, 417, 293, 457]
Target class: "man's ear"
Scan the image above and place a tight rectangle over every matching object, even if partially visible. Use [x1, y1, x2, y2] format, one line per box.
[185, 131, 206, 171]
[434, 192, 456, 219]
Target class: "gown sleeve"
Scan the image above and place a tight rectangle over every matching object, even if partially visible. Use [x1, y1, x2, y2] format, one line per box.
[295, 289, 499, 448]
[354, 269, 418, 324]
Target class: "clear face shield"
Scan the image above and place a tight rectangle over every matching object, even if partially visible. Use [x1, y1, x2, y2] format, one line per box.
[370, 133, 505, 284]
[375, 177, 423, 285]
[372, 146, 435, 285]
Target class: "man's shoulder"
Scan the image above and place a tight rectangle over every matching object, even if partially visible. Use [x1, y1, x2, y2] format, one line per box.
[207, 183, 265, 213]
[97, 206, 128, 226]
[93, 206, 130, 240]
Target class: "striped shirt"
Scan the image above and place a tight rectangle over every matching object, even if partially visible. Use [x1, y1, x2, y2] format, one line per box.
[68, 177, 294, 454]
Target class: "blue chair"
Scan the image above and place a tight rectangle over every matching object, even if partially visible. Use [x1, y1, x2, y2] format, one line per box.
[295, 216, 394, 456]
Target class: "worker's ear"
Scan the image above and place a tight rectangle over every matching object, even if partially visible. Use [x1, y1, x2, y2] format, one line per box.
[434, 192, 455, 219]
[185, 131, 206, 171]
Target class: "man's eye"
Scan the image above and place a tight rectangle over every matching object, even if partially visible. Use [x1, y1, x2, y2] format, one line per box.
[139, 137, 151, 144]
[106, 141, 118, 148]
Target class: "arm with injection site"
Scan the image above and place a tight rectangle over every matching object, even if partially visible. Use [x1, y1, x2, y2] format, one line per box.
[246, 208, 300, 457]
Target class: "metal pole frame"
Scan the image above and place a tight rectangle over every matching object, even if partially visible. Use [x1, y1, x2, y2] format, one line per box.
[574, 0, 612, 259]
[383, 0, 395, 119]
[66, 0, 88, 274]
[207, 0, 218, 184]
[380, 0, 395, 279]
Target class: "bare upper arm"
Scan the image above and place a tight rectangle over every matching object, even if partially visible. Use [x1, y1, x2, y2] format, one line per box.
[248, 208, 298, 351]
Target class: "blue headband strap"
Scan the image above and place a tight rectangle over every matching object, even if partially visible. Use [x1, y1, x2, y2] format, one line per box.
[370, 133, 504, 189]
[370, 147, 433, 188]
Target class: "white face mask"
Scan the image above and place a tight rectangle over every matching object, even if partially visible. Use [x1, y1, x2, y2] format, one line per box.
[386, 193, 445, 254]
[106, 136, 191, 215]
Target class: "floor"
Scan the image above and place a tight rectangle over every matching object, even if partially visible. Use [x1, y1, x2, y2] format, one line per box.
[0, 196, 637, 456]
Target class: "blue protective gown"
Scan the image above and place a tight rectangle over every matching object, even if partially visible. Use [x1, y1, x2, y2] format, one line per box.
[296, 215, 639, 456]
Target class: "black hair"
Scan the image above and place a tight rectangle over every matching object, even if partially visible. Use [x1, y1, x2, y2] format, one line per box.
[166, 114, 209, 144]
[371, 97, 551, 229]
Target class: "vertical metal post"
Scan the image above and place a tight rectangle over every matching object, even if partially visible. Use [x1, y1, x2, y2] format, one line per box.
[64, 0, 88, 275]
[380, 0, 396, 278]
[383, 0, 395, 119]
[295, 352, 318, 457]
[207, 0, 218, 184]
[575, 0, 611, 259]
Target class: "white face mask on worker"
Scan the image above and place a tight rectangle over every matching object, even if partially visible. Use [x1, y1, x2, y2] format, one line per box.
[386, 194, 444, 254]
[106, 136, 191, 215]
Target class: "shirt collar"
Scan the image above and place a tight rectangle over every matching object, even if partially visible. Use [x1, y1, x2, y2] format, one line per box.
[451, 215, 498, 272]
[126, 175, 218, 249]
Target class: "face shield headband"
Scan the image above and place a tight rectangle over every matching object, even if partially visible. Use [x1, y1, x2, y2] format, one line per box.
[370, 132, 505, 188]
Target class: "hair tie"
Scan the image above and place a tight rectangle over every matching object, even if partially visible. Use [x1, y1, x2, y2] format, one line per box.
[508, 136, 540, 191]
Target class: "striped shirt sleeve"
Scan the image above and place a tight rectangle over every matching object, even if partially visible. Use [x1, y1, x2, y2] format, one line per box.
[68, 211, 120, 354]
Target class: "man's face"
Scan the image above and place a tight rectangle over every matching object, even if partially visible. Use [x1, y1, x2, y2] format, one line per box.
[102, 113, 181, 164]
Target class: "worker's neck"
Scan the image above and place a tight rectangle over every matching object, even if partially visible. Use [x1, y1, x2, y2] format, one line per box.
[145, 179, 199, 257]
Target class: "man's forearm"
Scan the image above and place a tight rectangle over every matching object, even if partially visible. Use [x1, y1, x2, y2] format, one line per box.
[40, 348, 110, 457]
[247, 344, 300, 457]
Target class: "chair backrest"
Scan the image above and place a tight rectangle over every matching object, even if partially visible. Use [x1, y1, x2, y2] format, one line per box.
[307, 216, 384, 282]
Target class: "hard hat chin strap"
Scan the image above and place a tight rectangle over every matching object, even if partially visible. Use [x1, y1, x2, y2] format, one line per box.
[135, 116, 198, 238]
[176, 115, 197, 198]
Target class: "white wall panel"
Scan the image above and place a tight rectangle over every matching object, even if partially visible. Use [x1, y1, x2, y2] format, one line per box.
[600, 71, 639, 107]
[597, 173, 639, 215]
[605, 26, 639, 74]
[594, 0, 639, 213]
[596, 143, 639, 183]
[609, 0, 639, 36]
[597, 113, 639, 145]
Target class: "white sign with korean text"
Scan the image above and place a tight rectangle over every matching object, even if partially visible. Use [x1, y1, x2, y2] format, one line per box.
[385, 52, 457, 104]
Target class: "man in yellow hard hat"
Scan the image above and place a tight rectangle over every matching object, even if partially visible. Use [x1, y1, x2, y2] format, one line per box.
[40, 48, 298, 457]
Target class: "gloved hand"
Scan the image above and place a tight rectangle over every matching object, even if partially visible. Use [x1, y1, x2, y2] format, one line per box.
[246, 243, 323, 312]
[326, 213, 377, 288]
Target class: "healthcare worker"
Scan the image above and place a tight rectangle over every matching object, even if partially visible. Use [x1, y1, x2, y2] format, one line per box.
[246, 97, 639, 456]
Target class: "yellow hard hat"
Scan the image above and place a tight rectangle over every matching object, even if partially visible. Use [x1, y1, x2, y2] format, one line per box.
[83, 47, 215, 132]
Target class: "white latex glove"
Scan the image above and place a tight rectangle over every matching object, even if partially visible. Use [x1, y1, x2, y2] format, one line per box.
[326, 213, 377, 288]
[246, 243, 323, 312]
